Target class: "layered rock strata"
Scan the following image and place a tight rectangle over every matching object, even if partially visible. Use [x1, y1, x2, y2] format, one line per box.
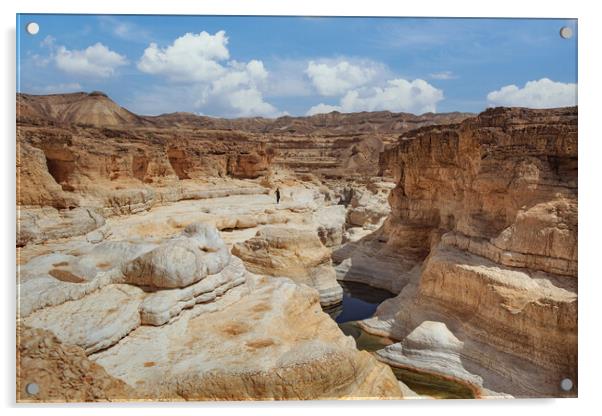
[21, 224, 246, 352]
[375, 321, 509, 399]
[92, 275, 402, 400]
[17, 92, 470, 217]
[17, 91, 578, 401]
[16, 92, 466, 252]
[18, 221, 402, 401]
[360, 107, 577, 397]
[232, 226, 343, 306]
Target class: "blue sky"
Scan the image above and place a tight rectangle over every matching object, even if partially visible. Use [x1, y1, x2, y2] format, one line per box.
[17, 14, 578, 118]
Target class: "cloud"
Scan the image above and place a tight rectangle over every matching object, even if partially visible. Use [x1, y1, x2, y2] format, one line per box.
[213, 86, 279, 117]
[306, 103, 341, 115]
[54, 43, 127, 78]
[194, 60, 281, 117]
[486, 78, 577, 108]
[138, 31, 230, 82]
[429, 70, 457, 80]
[98, 16, 151, 42]
[304, 58, 444, 115]
[262, 59, 314, 98]
[307, 78, 443, 115]
[40, 35, 56, 48]
[137, 31, 281, 117]
[305, 59, 382, 96]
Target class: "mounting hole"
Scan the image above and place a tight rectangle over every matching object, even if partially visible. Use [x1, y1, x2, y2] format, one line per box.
[26, 22, 40, 35]
[560, 378, 573, 391]
[559, 26, 573, 39]
[25, 382, 40, 395]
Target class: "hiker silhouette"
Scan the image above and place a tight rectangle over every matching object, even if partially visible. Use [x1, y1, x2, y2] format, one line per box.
[275, 188, 281, 204]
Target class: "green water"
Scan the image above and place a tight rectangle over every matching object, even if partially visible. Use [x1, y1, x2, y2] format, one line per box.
[339, 321, 476, 400]
[338, 321, 394, 352]
[391, 368, 476, 399]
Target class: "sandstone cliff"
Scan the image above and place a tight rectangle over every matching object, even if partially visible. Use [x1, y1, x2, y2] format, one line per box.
[360, 106, 577, 398]
[16, 92, 468, 247]
[17, 92, 471, 188]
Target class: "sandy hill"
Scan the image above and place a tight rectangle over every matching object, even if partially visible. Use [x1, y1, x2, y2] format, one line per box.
[17, 91, 148, 127]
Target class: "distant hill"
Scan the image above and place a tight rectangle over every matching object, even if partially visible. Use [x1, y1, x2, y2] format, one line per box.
[17, 91, 474, 134]
[17, 91, 148, 127]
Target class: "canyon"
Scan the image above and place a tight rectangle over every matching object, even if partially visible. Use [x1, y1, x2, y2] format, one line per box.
[16, 92, 577, 401]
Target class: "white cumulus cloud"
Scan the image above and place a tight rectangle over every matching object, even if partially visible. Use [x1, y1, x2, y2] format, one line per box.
[137, 31, 281, 117]
[138, 31, 230, 82]
[54, 43, 127, 78]
[306, 103, 342, 116]
[305, 59, 381, 96]
[194, 60, 280, 117]
[307, 78, 443, 115]
[486, 78, 577, 108]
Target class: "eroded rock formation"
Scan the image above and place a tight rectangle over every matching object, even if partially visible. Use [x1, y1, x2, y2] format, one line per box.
[16, 91, 577, 401]
[18, 220, 401, 401]
[232, 226, 343, 306]
[360, 107, 578, 398]
[92, 275, 401, 400]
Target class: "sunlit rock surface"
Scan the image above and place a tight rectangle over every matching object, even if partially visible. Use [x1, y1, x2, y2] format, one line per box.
[360, 107, 578, 398]
[18, 219, 400, 401]
[16, 92, 576, 401]
[232, 225, 343, 306]
[92, 275, 401, 400]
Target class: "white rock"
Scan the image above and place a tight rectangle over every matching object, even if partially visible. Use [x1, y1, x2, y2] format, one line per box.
[313, 205, 346, 247]
[139, 256, 247, 325]
[123, 223, 230, 289]
[376, 321, 484, 395]
[23, 284, 144, 354]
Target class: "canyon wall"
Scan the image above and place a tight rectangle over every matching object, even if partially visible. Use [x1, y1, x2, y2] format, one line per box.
[16, 92, 469, 246]
[17, 92, 472, 189]
[362, 106, 578, 397]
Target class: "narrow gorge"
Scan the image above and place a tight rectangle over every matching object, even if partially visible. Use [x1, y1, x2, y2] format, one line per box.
[16, 92, 577, 401]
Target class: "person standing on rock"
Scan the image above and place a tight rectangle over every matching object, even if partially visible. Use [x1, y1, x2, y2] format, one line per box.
[275, 187, 281, 204]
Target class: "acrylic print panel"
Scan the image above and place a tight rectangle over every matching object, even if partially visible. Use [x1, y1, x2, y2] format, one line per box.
[16, 14, 577, 402]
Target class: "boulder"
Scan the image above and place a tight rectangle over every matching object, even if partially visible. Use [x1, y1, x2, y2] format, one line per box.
[123, 223, 230, 289]
[232, 226, 343, 306]
[139, 256, 247, 326]
[375, 321, 486, 398]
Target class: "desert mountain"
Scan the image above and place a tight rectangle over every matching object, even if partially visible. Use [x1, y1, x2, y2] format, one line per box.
[17, 91, 149, 127]
[17, 91, 473, 134]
